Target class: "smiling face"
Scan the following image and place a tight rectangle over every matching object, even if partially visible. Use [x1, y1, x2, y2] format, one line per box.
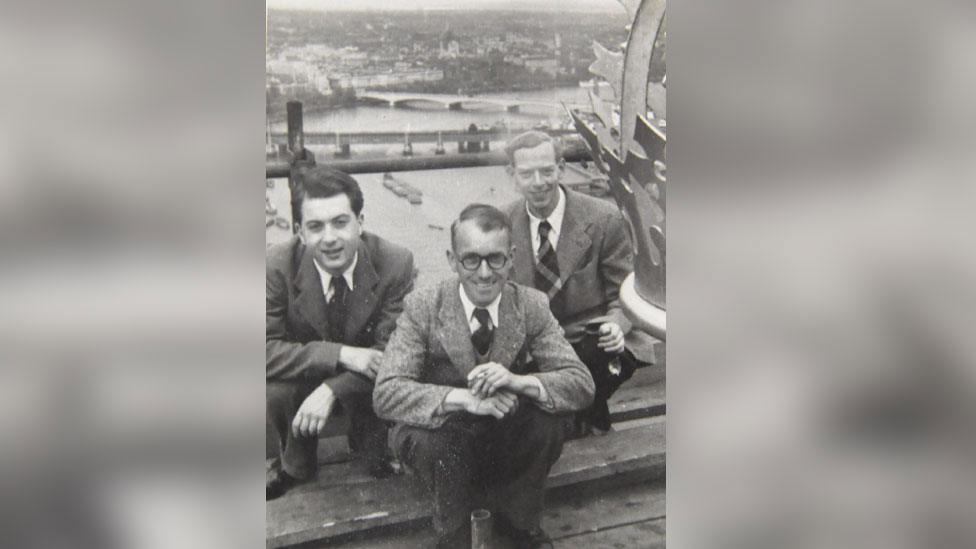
[447, 220, 513, 307]
[510, 141, 562, 219]
[298, 194, 363, 275]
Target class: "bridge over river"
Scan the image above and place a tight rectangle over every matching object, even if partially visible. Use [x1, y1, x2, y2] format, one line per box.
[356, 91, 588, 113]
[268, 127, 579, 146]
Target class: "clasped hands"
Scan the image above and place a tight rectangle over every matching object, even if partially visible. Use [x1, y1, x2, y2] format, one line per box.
[458, 362, 535, 420]
[292, 345, 382, 438]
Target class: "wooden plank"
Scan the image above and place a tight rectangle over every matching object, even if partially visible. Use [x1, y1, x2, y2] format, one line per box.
[554, 519, 666, 549]
[544, 479, 665, 540]
[548, 420, 665, 489]
[267, 421, 665, 548]
[324, 480, 664, 548]
[609, 379, 665, 422]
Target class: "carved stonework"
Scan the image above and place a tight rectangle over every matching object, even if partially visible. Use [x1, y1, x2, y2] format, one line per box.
[573, 0, 666, 312]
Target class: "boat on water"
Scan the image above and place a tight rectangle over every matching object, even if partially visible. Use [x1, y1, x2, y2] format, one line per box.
[383, 173, 423, 200]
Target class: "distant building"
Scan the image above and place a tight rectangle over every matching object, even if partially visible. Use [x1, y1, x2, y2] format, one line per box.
[524, 55, 558, 77]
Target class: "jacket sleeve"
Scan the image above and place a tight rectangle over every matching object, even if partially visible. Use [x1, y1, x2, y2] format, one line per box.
[525, 291, 596, 412]
[265, 259, 342, 382]
[599, 210, 636, 335]
[372, 290, 454, 428]
[371, 251, 416, 350]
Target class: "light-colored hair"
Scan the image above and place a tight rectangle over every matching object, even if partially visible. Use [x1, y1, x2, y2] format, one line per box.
[503, 130, 562, 165]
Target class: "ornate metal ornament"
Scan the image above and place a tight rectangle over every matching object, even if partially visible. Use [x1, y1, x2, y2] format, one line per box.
[572, 0, 666, 335]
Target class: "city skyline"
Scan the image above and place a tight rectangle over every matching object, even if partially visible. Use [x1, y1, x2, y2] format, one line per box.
[267, 0, 624, 13]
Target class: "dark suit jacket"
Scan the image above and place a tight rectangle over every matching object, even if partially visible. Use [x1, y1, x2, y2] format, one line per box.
[373, 279, 595, 430]
[266, 232, 415, 402]
[505, 186, 656, 363]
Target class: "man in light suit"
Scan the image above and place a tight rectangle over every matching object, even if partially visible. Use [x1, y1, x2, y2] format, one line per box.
[374, 204, 594, 549]
[503, 130, 656, 434]
[266, 167, 415, 500]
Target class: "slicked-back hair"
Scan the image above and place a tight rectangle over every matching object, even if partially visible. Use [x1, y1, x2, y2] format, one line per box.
[290, 166, 364, 225]
[450, 203, 512, 252]
[503, 130, 562, 165]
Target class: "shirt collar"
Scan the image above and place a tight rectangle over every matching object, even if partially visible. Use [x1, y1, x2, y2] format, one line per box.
[526, 186, 566, 242]
[313, 252, 358, 292]
[458, 283, 501, 329]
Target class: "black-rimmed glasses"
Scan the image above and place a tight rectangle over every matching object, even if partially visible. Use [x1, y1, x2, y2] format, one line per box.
[458, 253, 509, 271]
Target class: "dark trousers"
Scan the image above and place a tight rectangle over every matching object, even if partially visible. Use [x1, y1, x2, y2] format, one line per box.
[571, 338, 636, 431]
[267, 380, 388, 480]
[393, 404, 571, 538]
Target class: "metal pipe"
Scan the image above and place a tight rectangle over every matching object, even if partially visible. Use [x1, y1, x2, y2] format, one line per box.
[471, 509, 492, 549]
[265, 145, 592, 177]
[286, 101, 304, 155]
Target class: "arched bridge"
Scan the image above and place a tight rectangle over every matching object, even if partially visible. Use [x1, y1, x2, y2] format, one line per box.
[358, 92, 586, 113]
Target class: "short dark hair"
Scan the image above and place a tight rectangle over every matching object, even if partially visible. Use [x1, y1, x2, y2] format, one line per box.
[503, 130, 562, 165]
[291, 166, 364, 224]
[450, 203, 512, 251]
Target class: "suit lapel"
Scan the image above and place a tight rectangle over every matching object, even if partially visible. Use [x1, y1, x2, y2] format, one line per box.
[292, 245, 331, 340]
[436, 281, 477, 376]
[510, 205, 536, 286]
[555, 188, 592, 285]
[489, 284, 526, 368]
[343, 244, 379, 342]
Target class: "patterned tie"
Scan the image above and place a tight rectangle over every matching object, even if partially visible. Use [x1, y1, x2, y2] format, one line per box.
[327, 276, 349, 343]
[471, 308, 494, 355]
[534, 220, 562, 299]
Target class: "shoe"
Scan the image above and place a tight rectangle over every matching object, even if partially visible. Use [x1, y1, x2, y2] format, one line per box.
[266, 464, 299, 500]
[435, 523, 471, 549]
[495, 516, 552, 549]
[508, 527, 553, 549]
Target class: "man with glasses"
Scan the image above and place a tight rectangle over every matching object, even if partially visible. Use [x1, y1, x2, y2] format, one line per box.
[503, 130, 657, 435]
[374, 204, 594, 549]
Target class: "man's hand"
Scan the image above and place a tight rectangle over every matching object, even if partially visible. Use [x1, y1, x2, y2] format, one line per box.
[467, 362, 515, 398]
[339, 346, 383, 380]
[465, 390, 519, 419]
[292, 383, 336, 438]
[442, 388, 519, 419]
[596, 322, 625, 354]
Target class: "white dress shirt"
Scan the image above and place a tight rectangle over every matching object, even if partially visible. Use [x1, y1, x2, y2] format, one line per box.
[526, 186, 567, 256]
[313, 253, 358, 303]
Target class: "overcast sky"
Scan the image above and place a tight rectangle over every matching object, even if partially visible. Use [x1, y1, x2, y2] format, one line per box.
[267, 0, 624, 13]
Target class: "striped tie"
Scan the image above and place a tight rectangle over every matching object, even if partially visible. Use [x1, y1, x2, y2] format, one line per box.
[534, 220, 562, 299]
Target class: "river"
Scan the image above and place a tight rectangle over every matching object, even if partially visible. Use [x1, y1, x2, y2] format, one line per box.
[266, 86, 594, 287]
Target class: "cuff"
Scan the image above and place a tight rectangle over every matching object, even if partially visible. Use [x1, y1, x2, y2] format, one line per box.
[526, 375, 554, 409]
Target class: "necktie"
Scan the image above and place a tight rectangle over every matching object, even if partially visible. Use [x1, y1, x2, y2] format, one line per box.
[471, 308, 493, 355]
[534, 220, 562, 299]
[327, 276, 349, 343]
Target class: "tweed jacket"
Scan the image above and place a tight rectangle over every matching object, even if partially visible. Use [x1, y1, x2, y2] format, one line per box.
[373, 279, 595, 429]
[505, 186, 656, 363]
[266, 233, 415, 402]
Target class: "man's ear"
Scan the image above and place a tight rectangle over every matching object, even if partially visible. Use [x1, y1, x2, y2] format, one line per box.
[294, 222, 303, 241]
[445, 249, 459, 274]
[557, 157, 566, 171]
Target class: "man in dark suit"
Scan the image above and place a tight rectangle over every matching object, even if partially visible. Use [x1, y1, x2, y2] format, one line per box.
[503, 130, 656, 434]
[374, 204, 594, 549]
[266, 167, 415, 500]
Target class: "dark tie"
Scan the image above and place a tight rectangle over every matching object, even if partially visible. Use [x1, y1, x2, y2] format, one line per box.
[534, 220, 562, 299]
[327, 276, 349, 343]
[471, 308, 493, 355]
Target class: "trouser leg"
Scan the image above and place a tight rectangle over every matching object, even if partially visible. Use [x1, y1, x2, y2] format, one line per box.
[572, 339, 613, 431]
[344, 392, 390, 468]
[266, 380, 318, 480]
[393, 420, 483, 537]
[487, 405, 572, 531]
